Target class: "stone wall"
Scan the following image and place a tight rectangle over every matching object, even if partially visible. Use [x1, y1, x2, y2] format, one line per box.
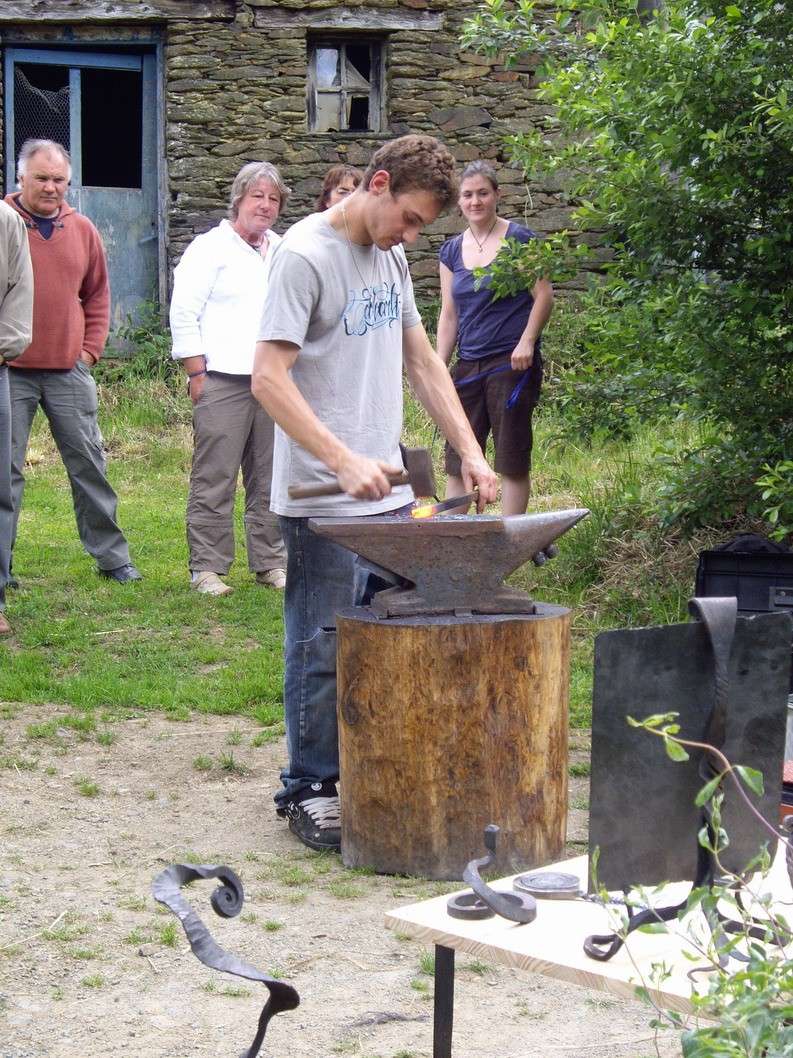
[165, 1, 576, 295]
[0, 1, 588, 299]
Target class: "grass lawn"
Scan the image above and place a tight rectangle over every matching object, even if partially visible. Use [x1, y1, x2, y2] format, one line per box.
[0, 383, 284, 728]
[0, 375, 717, 731]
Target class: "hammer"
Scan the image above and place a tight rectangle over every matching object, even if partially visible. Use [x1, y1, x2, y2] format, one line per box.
[288, 445, 436, 500]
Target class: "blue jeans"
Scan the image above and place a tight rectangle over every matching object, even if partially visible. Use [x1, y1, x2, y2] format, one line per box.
[0, 366, 11, 611]
[275, 516, 368, 807]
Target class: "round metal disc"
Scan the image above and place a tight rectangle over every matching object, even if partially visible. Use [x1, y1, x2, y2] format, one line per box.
[446, 892, 495, 920]
[513, 871, 581, 899]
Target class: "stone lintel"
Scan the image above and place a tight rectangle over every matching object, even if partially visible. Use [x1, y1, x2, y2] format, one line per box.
[252, 7, 443, 31]
[0, 0, 235, 22]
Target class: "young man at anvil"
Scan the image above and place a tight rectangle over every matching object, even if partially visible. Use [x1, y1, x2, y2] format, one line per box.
[252, 134, 498, 853]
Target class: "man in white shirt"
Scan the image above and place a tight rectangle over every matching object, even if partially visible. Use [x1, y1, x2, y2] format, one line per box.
[170, 162, 288, 596]
[252, 135, 498, 851]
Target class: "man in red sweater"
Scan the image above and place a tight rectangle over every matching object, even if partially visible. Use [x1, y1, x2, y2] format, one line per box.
[5, 139, 141, 583]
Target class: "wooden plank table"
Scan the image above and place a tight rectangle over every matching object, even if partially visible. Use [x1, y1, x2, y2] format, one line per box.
[385, 848, 790, 1057]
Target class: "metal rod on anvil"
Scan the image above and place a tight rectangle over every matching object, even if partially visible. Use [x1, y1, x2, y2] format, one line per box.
[410, 492, 479, 519]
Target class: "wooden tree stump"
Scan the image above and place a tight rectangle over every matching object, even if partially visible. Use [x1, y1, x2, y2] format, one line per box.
[336, 603, 571, 880]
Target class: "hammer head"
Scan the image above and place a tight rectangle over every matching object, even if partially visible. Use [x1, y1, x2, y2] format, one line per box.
[402, 446, 436, 500]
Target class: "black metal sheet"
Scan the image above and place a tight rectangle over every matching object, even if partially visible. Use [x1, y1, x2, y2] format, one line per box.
[589, 611, 791, 890]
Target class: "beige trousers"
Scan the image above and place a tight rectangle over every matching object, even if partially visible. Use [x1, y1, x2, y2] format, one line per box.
[186, 371, 286, 575]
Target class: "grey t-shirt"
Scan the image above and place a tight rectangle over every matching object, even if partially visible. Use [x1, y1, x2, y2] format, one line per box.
[257, 211, 422, 517]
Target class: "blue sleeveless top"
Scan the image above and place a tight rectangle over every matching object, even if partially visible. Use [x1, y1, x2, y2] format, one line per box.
[439, 222, 541, 361]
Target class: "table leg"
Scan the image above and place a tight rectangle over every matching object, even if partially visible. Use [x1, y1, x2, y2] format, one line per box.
[433, 943, 455, 1058]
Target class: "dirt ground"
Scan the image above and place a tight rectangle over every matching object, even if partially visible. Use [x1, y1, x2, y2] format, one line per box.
[0, 706, 681, 1058]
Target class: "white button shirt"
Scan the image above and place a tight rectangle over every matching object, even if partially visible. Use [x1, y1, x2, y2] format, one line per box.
[169, 218, 281, 375]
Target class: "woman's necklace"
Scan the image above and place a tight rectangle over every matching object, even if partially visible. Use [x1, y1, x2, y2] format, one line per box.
[468, 217, 499, 253]
[341, 202, 377, 290]
[234, 223, 267, 254]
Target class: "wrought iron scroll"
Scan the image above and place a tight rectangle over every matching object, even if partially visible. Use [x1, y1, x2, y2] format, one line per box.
[447, 825, 537, 923]
[152, 863, 299, 1057]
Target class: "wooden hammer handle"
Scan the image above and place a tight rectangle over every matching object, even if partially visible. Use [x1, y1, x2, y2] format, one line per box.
[288, 469, 409, 499]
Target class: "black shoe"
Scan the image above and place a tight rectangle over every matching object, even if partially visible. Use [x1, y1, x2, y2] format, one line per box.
[98, 563, 143, 583]
[278, 783, 341, 852]
[6, 576, 19, 590]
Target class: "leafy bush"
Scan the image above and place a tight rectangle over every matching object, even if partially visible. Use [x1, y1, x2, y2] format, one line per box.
[629, 712, 793, 1058]
[463, 0, 793, 530]
[99, 300, 178, 386]
[756, 460, 793, 545]
[95, 301, 188, 428]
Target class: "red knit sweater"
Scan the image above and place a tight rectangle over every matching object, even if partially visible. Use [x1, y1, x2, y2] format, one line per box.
[4, 194, 110, 369]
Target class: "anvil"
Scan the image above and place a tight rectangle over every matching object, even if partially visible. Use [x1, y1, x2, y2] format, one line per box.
[309, 509, 589, 617]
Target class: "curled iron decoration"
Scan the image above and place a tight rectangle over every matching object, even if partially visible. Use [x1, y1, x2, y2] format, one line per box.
[152, 863, 299, 1058]
[447, 825, 537, 923]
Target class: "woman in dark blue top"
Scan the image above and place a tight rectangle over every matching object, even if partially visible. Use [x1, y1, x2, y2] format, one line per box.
[437, 161, 554, 514]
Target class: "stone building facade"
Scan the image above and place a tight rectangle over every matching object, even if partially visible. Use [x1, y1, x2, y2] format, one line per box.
[0, 0, 572, 317]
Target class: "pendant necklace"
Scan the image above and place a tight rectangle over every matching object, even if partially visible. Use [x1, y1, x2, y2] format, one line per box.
[469, 217, 498, 253]
[341, 202, 378, 290]
[235, 224, 266, 254]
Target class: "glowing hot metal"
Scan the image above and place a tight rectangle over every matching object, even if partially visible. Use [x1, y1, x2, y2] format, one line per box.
[410, 492, 478, 519]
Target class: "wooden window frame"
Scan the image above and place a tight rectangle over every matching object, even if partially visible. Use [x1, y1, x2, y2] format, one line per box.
[306, 36, 386, 134]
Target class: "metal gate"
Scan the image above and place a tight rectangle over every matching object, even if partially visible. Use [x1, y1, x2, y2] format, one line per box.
[3, 46, 160, 330]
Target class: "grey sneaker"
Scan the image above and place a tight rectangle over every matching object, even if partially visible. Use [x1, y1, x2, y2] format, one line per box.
[256, 568, 286, 590]
[278, 783, 340, 852]
[192, 571, 233, 596]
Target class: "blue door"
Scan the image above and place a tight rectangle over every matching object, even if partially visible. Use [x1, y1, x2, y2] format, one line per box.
[3, 47, 160, 331]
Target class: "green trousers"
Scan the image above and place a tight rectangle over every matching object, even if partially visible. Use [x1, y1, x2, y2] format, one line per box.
[9, 363, 131, 571]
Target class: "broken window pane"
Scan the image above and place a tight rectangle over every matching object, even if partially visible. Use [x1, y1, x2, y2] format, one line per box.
[343, 54, 371, 93]
[347, 96, 370, 131]
[346, 44, 371, 82]
[315, 48, 340, 88]
[82, 68, 142, 188]
[315, 91, 341, 133]
[308, 38, 382, 133]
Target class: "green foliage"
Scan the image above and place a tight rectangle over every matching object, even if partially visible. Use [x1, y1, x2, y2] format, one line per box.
[73, 775, 100, 798]
[626, 710, 793, 1056]
[655, 434, 771, 531]
[755, 460, 793, 543]
[463, 0, 793, 529]
[480, 232, 587, 295]
[681, 955, 793, 1057]
[100, 300, 177, 385]
[158, 922, 179, 948]
[418, 296, 441, 341]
